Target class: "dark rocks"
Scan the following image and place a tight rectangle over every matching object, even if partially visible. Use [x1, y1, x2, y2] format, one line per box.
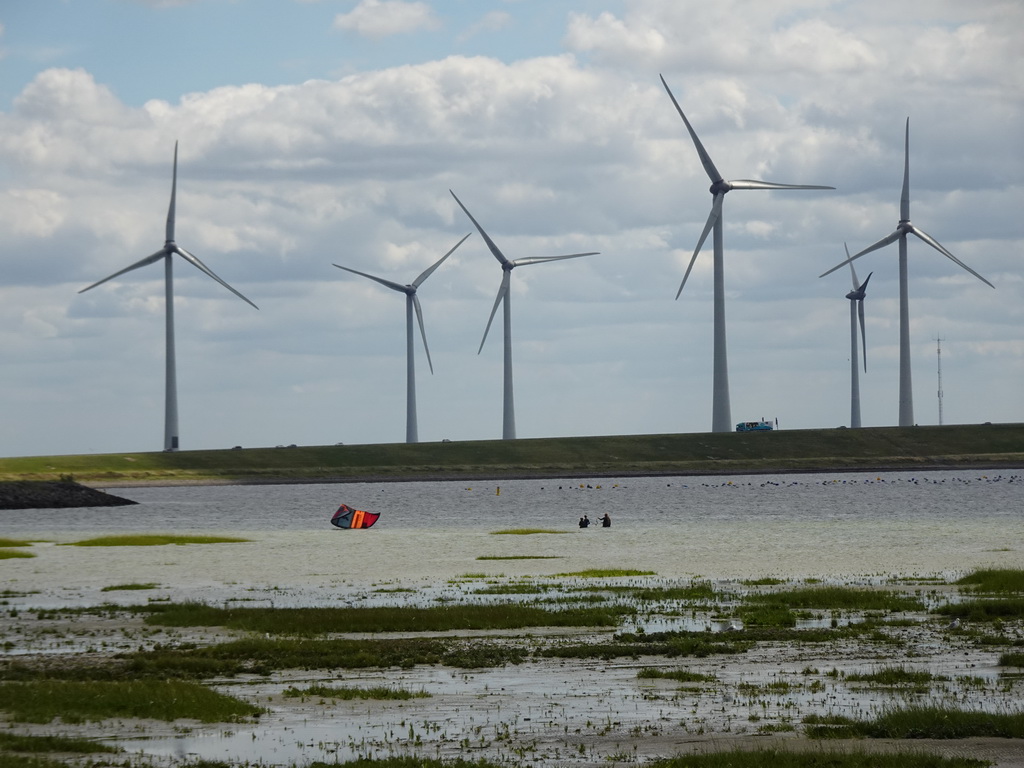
[0, 480, 137, 510]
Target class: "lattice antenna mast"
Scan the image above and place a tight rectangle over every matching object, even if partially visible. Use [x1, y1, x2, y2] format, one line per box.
[935, 335, 944, 426]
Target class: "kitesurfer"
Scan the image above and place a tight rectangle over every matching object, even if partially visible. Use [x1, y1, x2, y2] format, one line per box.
[579, 515, 590, 528]
[600, 513, 611, 528]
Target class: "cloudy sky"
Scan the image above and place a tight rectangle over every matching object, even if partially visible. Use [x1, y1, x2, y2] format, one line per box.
[1, 0, 1021, 458]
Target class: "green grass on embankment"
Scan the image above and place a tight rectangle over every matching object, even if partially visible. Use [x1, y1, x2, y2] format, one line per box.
[0, 423, 1021, 486]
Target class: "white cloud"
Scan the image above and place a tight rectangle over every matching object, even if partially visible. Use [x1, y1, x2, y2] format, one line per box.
[333, 0, 441, 40]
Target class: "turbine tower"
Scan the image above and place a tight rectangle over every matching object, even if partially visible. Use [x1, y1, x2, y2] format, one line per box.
[450, 190, 598, 440]
[333, 233, 471, 443]
[842, 243, 872, 428]
[660, 75, 834, 432]
[820, 118, 993, 427]
[79, 142, 258, 452]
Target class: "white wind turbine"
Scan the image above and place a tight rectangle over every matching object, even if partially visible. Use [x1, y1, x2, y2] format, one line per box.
[820, 118, 993, 427]
[842, 243, 872, 428]
[450, 190, 599, 440]
[79, 142, 258, 452]
[660, 75, 834, 432]
[333, 233, 471, 444]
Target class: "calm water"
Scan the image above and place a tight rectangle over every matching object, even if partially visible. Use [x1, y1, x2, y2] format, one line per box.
[3, 470, 1022, 602]
[4, 470, 1022, 535]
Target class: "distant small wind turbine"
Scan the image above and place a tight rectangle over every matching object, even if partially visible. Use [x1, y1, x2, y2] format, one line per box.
[842, 243, 872, 428]
[79, 142, 257, 452]
[660, 75, 835, 433]
[820, 118, 993, 427]
[449, 190, 598, 440]
[333, 233, 471, 444]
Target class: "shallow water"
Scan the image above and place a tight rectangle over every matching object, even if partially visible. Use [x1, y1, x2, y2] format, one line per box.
[3, 469, 1023, 767]
[3, 471, 1021, 606]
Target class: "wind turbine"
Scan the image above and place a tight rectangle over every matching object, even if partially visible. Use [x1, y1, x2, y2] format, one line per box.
[842, 243, 872, 428]
[333, 233, 471, 444]
[820, 118, 993, 427]
[449, 190, 598, 440]
[79, 142, 258, 452]
[660, 75, 835, 432]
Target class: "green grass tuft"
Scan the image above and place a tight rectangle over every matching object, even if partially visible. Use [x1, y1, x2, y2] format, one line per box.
[0, 538, 32, 547]
[490, 528, 568, 535]
[554, 569, 657, 578]
[101, 582, 160, 591]
[637, 667, 717, 683]
[648, 748, 988, 767]
[845, 666, 946, 687]
[957, 569, 1024, 593]
[283, 684, 429, 700]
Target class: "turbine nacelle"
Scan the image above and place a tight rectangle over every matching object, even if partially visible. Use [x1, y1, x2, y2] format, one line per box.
[846, 272, 872, 302]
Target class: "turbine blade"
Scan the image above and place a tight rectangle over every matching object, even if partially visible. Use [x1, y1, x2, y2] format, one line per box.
[332, 264, 408, 294]
[166, 141, 178, 243]
[900, 117, 910, 222]
[845, 243, 860, 290]
[659, 74, 724, 183]
[860, 271, 873, 292]
[478, 271, 510, 354]
[78, 249, 168, 293]
[174, 246, 259, 309]
[413, 293, 434, 375]
[511, 251, 599, 267]
[676, 193, 722, 299]
[412, 232, 471, 288]
[858, 298, 868, 373]
[909, 227, 994, 289]
[819, 230, 900, 278]
[450, 190, 509, 265]
[728, 179, 834, 191]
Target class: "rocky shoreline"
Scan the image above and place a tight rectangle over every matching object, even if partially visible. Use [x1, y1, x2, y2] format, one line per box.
[0, 480, 137, 510]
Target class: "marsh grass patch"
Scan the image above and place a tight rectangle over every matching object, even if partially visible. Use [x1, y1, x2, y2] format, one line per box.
[138, 601, 630, 634]
[804, 704, 1024, 739]
[0, 731, 121, 754]
[744, 586, 925, 613]
[0, 550, 34, 559]
[0, 679, 264, 723]
[0, 538, 32, 547]
[936, 598, 1024, 622]
[65, 535, 249, 547]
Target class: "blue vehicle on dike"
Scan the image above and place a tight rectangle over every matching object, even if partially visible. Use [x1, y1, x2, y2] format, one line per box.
[736, 419, 774, 432]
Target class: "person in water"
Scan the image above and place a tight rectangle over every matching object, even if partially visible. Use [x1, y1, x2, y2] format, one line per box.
[579, 515, 590, 528]
[600, 513, 611, 527]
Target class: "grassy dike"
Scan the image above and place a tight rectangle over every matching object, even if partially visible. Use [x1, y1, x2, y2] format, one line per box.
[1, 422, 1021, 486]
